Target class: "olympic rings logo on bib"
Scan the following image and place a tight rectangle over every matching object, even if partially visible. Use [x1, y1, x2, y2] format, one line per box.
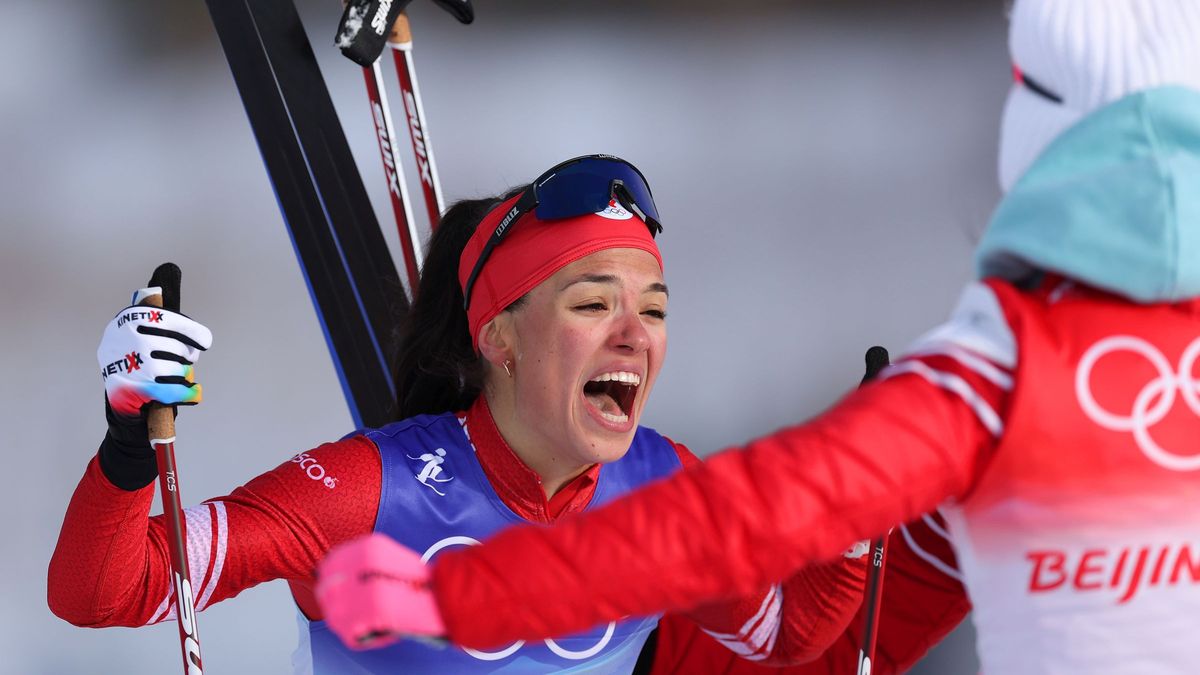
[1075, 335, 1200, 472]
[421, 536, 618, 661]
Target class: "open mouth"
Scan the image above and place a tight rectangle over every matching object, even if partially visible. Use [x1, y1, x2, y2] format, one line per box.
[583, 371, 641, 425]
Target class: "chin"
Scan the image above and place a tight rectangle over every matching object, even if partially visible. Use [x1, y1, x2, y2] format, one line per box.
[580, 432, 637, 466]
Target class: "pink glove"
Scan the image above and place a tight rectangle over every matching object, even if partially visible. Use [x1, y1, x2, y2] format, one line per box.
[316, 533, 447, 650]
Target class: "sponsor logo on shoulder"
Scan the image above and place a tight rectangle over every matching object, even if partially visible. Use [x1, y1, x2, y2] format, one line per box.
[291, 453, 339, 488]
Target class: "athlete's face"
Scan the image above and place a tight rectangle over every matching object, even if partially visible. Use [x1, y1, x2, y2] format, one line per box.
[498, 248, 668, 473]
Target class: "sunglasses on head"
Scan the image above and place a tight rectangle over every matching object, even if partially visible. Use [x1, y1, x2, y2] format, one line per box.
[463, 154, 663, 310]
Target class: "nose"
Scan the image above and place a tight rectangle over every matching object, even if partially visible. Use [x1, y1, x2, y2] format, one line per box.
[611, 307, 651, 354]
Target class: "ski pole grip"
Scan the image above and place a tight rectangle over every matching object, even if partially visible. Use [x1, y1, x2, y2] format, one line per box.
[389, 12, 412, 45]
[138, 292, 176, 441]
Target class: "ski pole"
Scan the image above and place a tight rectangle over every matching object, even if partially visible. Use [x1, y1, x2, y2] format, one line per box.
[335, 0, 472, 295]
[856, 346, 890, 675]
[388, 12, 446, 231]
[142, 263, 204, 675]
[356, 48, 424, 295]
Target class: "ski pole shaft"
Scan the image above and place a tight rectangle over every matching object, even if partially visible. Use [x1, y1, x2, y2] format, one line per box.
[856, 346, 890, 675]
[388, 12, 446, 230]
[856, 535, 888, 675]
[359, 59, 423, 294]
[142, 290, 204, 675]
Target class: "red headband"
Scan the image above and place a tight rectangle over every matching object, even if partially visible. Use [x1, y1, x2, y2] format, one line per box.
[458, 193, 663, 349]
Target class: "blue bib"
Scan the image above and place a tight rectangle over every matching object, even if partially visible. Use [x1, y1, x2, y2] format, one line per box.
[297, 411, 682, 674]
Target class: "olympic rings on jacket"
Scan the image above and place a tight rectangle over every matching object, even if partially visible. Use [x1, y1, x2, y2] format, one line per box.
[1075, 335, 1200, 472]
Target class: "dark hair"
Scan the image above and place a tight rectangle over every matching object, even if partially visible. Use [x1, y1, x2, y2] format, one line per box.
[392, 185, 529, 420]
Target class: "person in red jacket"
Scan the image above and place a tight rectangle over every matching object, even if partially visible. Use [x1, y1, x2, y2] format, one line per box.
[314, 2, 1200, 673]
[49, 155, 868, 674]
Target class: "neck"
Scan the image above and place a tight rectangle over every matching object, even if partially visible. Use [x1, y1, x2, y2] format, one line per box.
[481, 385, 591, 498]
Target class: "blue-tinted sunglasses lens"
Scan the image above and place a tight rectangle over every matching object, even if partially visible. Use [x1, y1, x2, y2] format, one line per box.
[533, 159, 660, 225]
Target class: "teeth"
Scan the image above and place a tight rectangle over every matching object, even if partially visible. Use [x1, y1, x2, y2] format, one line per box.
[590, 371, 641, 386]
[599, 411, 629, 424]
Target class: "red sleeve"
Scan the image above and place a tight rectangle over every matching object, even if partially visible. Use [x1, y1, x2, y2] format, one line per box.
[432, 367, 999, 649]
[791, 513, 972, 674]
[662, 438, 867, 665]
[650, 613, 750, 674]
[48, 436, 381, 627]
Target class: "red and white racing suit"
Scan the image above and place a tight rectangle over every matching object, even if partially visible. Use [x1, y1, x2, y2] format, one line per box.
[48, 396, 867, 671]
[428, 276, 1200, 674]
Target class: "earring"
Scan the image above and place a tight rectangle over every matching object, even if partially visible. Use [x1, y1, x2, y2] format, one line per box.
[503, 360, 513, 377]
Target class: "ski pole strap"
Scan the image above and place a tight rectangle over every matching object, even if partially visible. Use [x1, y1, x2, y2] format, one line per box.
[337, 0, 415, 66]
[337, 0, 474, 66]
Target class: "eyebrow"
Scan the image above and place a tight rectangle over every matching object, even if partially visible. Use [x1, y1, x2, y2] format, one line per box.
[560, 274, 669, 297]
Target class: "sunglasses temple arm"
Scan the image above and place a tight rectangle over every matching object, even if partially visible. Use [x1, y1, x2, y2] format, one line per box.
[612, 183, 660, 234]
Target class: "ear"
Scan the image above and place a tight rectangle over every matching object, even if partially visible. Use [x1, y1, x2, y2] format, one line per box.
[477, 312, 516, 369]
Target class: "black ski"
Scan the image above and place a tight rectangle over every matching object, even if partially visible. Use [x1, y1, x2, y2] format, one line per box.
[203, 0, 405, 429]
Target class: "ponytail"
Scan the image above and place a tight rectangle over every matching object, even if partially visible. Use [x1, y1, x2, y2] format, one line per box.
[392, 185, 528, 419]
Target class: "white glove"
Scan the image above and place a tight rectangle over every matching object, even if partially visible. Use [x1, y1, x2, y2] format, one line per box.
[97, 286, 213, 418]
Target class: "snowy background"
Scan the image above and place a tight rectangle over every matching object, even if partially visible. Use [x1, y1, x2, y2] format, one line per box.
[2, 0, 1007, 672]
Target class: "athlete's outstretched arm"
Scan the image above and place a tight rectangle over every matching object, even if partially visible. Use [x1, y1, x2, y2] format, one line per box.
[431, 367, 999, 649]
[47, 437, 380, 627]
